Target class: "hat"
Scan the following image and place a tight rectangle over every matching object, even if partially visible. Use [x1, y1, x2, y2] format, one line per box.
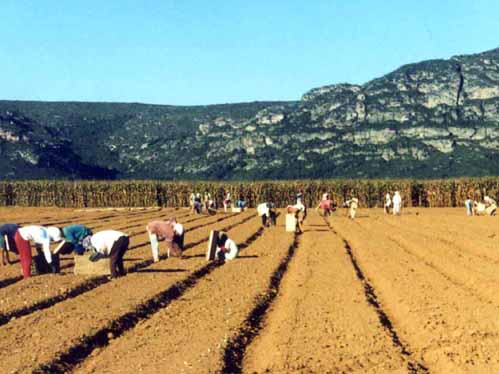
[82, 235, 94, 251]
[47, 227, 62, 242]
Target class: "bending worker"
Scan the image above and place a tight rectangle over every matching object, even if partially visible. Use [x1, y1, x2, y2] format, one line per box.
[88, 230, 130, 279]
[14, 225, 62, 278]
[54, 224, 93, 256]
[257, 202, 277, 227]
[147, 218, 184, 262]
[216, 233, 239, 263]
[0, 223, 20, 265]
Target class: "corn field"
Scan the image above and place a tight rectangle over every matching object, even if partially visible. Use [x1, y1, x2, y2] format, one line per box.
[0, 179, 498, 208]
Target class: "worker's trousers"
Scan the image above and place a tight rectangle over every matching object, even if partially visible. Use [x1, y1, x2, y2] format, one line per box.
[14, 231, 32, 279]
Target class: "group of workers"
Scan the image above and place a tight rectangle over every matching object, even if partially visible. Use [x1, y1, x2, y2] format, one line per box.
[465, 195, 497, 216]
[2, 190, 496, 280]
[0, 210, 247, 280]
[190, 192, 248, 214]
[0, 224, 129, 279]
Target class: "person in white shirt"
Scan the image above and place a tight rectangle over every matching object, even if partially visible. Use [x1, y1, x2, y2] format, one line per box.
[257, 202, 276, 227]
[345, 197, 359, 219]
[14, 225, 62, 278]
[392, 191, 402, 216]
[287, 200, 307, 233]
[223, 193, 232, 213]
[215, 233, 238, 262]
[384, 193, 392, 214]
[89, 230, 129, 278]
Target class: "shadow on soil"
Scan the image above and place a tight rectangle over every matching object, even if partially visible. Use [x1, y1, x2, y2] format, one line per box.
[222, 232, 299, 374]
[32, 218, 265, 374]
[323, 218, 429, 374]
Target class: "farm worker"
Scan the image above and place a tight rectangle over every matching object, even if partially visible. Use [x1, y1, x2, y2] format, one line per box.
[392, 191, 402, 215]
[54, 224, 93, 255]
[464, 197, 474, 216]
[345, 198, 359, 219]
[193, 193, 203, 214]
[296, 192, 304, 204]
[257, 202, 277, 227]
[147, 218, 184, 262]
[484, 196, 497, 216]
[473, 201, 487, 216]
[287, 200, 307, 233]
[88, 230, 129, 278]
[189, 193, 196, 213]
[204, 193, 216, 215]
[216, 233, 238, 263]
[384, 193, 392, 214]
[0, 223, 20, 265]
[223, 192, 232, 213]
[14, 226, 62, 278]
[236, 196, 247, 210]
[316, 193, 334, 216]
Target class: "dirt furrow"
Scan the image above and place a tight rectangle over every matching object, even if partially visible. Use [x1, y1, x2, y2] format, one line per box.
[12, 217, 263, 374]
[242, 213, 414, 374]
[69, 216, 290, 374]
[333, 216, 499, 373]
[0, 212, 254, 328]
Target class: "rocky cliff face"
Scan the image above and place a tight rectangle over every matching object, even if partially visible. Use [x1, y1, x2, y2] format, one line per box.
[0, 47, 498, 179]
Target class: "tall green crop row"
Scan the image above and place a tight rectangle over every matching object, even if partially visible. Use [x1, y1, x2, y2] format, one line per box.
[0, 178, 498, 208]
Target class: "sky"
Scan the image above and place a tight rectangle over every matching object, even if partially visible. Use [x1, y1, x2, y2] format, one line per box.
[1, 0, 498, 105]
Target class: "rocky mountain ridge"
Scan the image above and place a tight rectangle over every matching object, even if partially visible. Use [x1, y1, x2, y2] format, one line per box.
[1, 47, 498, 179]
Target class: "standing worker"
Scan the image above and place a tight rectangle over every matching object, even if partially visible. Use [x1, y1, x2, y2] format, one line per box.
[14, 225, 62, 278]
[0, 223, 20, 265]
[223, 192, 232, 213]
[384, 193, 392, 214]
[345, 197, 359, 220]
[464, 196, 474, 216]
[393, 191, 402, 216]
[88, 230, 129, 279]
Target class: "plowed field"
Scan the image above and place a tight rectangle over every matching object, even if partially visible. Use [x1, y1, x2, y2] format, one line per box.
[0, 207, 497, 374]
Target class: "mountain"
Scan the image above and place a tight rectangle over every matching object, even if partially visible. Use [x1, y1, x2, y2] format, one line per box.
[1, 47, 498, 180]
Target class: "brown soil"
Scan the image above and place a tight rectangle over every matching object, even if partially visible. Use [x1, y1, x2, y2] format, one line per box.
[0, 207, 498, 373]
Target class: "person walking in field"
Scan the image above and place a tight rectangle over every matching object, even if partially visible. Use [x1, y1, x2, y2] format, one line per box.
[345, 197, 359, 219]
[14, 225, 62, 278]
[384, 193, 392, 214]
[147, 218, 184, 262]
[88, 230, 129, 278]
[215, 232, 239, 263]
[392, 191, 402, 216]
[0, 223, 20, 265]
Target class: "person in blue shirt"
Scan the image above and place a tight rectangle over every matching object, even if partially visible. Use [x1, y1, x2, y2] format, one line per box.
[0, 223, 20, 265]
[54, 224, 93, 256]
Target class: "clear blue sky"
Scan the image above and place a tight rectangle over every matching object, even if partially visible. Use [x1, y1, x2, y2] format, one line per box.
[1, 0, 497, 105]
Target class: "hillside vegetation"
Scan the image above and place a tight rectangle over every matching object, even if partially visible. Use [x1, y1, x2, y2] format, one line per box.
[1, 47, 498, 179]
